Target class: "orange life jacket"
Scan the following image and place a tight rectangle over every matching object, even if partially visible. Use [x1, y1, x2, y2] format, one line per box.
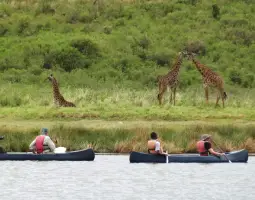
[196, 140, 209, 156]
[147, 140, 157, 154]
[35, 135, 45, 154]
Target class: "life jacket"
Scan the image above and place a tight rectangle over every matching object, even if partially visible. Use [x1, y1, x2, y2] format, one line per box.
[35, 135, 45, 154]
[196, 140, 209, 156]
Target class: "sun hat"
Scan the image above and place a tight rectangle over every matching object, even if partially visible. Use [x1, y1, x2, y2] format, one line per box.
[200, 134, 211, 141]
[41, 128, 49, 135]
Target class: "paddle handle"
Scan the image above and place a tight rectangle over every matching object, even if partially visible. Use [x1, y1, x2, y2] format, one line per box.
[212, 140, 232, 163]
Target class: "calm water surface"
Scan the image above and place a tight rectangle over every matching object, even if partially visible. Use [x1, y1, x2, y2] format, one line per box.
[0, 155, 254, 200]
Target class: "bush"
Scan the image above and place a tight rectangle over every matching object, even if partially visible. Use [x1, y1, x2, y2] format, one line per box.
[70, 38, 100, 58]
[54, 47, 89, 72]
[212, 4, 220, 19]
[0, 22, 9, 36]
[184, 41, 206, 56]
[228, 68, 242, 85]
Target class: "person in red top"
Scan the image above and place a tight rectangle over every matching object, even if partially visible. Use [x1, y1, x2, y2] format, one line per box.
[29, 128, 56, 154]
[197, 134, 224, 157]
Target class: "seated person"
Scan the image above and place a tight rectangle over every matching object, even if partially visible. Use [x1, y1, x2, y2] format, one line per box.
[197, 134, 224, 157]
[147, 132, 168, 155]
[29, 128, 56, 154]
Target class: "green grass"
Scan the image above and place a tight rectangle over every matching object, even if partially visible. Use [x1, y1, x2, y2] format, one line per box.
[0, 0, 254, 153]
[0, 83, 255, 121]
[0, 119, 255, 153]
[0, 0, 254, 89]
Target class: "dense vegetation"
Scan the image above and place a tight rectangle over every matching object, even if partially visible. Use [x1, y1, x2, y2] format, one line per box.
[0, 0, 254, 124]
[1, 121, 255, 153]
[0, 0, 254, 90]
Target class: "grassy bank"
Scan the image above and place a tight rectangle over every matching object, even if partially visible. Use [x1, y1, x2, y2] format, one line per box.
[1, 84, 255, 121]
[0, 120, 255, 153]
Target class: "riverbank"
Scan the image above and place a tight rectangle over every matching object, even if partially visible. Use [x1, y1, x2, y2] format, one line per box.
[0, 119, 254, 153]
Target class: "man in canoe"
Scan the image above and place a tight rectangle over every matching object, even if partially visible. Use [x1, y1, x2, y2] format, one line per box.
[29, 128, 56, 154]
[147, 132, 168, 155]
[197, 134, 224, 157]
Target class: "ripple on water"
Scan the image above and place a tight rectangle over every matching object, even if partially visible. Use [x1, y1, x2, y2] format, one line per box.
[0, 156, 254, 200]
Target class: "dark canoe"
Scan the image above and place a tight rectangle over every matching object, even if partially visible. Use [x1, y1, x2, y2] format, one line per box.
[0, 148, 95, 161]
[129, 149, 248, 163]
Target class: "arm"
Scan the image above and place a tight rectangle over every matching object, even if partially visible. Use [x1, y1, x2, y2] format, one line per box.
[155, 141, 167, 155]
[208, 148, 223, 157]
[29, 139, 36, 150]
[45, 136, 56, 151]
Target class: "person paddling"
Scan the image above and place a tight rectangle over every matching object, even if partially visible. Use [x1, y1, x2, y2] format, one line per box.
[29, 128, 56, 154]
[147, 132, 168, 155]
[197, 134, 224, 157]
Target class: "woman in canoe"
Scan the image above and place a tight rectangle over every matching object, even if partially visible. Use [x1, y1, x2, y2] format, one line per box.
[29, 128, 56, 154]
[147, 132, 168, 155]
[197, 134, 224, 157]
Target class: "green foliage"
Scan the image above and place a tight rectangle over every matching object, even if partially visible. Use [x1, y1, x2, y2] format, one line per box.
[0, 122, 255, 152]
[0, 0, 254, 89]
[212, 4, 220, 19]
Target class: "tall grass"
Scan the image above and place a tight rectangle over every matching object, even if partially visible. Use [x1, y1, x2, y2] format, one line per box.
[0, 82, 254, 120]
[0, 123, 255, 153]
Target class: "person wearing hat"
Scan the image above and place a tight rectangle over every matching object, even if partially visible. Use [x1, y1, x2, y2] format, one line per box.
[29, 128, 56, 154]
[196, 134, 223, 157]
[147, 132, 168, 155]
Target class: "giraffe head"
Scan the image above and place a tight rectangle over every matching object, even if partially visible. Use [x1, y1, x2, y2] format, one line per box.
[184, 51, 197, 60]
[177, 51, 187, 59]
[47, 74, 54, 82]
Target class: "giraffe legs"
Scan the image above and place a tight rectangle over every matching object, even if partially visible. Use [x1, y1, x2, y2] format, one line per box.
[215, 89, 225, 108]
[169, 88, 172, 104]
[173, 87, 176, 105]
[204, 86, 209, 105]
[220, 89, 225, 108]
[158, 84, 167, 105]
[215, 92, 220, 107]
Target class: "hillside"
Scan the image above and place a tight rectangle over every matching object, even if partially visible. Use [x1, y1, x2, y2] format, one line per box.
[0, 0, 254, 89]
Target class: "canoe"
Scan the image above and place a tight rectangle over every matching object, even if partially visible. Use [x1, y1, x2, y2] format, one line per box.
[129, 149, 248, 163]
[0, 148, 95, 161]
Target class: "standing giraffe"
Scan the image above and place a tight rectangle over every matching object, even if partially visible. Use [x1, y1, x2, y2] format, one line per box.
[186, 52, 227, 108]
[157, 51, 186, 105]
[47, 74, 76, 107]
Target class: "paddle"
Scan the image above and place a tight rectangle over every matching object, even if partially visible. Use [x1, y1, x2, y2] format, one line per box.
[165, 151, 169, 163]
[212, 140, 232, 163]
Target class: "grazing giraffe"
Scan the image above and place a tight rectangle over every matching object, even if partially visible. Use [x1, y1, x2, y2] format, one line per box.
[186, 52, 227, 108]
[47, 74, 76, 107]
[157, 51, 186, 105]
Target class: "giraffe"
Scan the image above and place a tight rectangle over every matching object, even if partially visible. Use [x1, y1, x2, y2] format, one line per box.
[157, 51, 186, 105]
[186, 52, 227, 108]
[47, 74, 76, 107]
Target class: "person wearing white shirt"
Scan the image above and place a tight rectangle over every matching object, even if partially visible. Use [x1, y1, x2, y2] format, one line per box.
[147, 132, 168, 155]
[29, 128, 56, 154]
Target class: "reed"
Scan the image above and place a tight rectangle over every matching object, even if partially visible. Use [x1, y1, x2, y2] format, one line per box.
[0, 122, 254, 153]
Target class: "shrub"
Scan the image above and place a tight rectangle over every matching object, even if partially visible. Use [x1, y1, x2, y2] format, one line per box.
[184, 41, 206, 55]
[70, 38, 100, 57]
[212, 4, 220, 19]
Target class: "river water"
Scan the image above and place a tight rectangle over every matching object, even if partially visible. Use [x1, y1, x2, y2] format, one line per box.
[0, 155, 254, 200]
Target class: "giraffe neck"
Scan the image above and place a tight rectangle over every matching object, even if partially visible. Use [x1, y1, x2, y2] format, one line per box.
[191, 58, 207, 76]
[167, 55, 183, 75]
[52, 79, 61, 97]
